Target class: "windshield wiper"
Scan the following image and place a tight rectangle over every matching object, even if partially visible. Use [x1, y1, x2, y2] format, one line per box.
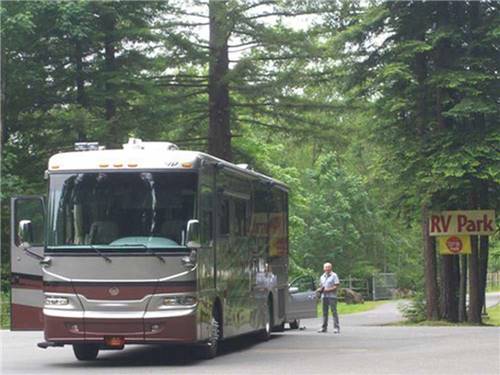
[118, 243, 166, 263]
[89, 245, 112, 263]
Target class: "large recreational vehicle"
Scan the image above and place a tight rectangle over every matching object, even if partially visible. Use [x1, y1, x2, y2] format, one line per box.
[11, 139, 316, 360]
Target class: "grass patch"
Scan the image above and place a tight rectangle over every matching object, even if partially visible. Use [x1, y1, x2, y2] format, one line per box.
[392, 303, 500, 327]
[484, 304, 500, 326]
[486, 285, 500, 293]
[317, 300, 387, 316]
[1, 290, 10, 329]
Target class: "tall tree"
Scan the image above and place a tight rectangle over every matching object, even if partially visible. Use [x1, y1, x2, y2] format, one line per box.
[336, 1, 500, 322]
[208, 0, 231, 160]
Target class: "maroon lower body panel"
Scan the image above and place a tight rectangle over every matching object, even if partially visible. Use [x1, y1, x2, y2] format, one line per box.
[11, 303, 44, 330]
[143, 315, 197, 343]
[43, 281, 198, 344]
[45, 315, 197, 344]
[44, 315, 85, 342]
[84, 318, 144, 342]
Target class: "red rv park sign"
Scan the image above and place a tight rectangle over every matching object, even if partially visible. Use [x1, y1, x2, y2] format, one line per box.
[429, 210, 496, 236]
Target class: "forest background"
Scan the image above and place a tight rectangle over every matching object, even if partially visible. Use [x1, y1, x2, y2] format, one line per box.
[1, 0, 499, 324]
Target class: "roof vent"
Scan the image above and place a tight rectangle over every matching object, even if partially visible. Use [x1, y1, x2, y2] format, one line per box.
[74, 142, 104, 151]
[123, 138, 179, 151]
[236, 163, 252, 170]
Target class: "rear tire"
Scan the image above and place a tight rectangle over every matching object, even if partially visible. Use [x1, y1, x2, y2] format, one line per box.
[73, 344, 99, 361]
[289, 319, 300, 330]
[258, 297, 273, 341]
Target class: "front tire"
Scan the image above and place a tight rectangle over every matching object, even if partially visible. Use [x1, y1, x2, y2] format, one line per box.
[73, 344, 99, 361]
[289, 319, 300, 330]
[197, 314, 220, 359]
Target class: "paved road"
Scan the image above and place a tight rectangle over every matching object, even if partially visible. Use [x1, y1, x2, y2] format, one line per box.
[1, 296, 499, 375]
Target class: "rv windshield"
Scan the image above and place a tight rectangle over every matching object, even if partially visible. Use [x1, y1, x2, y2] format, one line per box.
[47, 172, 197, 248]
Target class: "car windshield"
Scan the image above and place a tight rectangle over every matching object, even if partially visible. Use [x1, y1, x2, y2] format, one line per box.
[47, 172, 197, 248]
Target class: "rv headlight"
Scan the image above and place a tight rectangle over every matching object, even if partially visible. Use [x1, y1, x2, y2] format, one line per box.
[45, 296, 69, 306]
[163, 296, 197, 306]
[177, 296, 197, 306]
[163, 297, 178, 306]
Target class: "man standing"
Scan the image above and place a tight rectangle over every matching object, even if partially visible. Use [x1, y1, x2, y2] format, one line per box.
[317, 262, 340, 333]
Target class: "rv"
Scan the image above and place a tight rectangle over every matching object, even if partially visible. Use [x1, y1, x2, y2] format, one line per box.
[11, 139, 317, 360]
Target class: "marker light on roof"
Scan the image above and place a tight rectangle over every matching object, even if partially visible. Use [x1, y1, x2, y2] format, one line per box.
[181, 162, 193, 168]
[113, 163, 123, 168]
[127, 163, 138, 167]
[50, 165, 60, 169]
[99, 163, 109, 168]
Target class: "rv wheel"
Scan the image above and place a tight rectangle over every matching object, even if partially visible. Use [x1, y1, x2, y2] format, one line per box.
[72, 344, 99, 361]
[289, 319, 300, 330]
[258, 298, 273, 341]
[197, 315, 220, 359]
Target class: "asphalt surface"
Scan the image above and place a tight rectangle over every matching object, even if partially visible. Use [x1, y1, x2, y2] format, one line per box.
[1, 295, 499, 375]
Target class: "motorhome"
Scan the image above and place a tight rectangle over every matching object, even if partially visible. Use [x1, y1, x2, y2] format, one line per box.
[11, 139, 317, 360]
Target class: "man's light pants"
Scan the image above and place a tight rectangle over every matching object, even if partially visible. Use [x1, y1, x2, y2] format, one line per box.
[322, 297, 340, 331]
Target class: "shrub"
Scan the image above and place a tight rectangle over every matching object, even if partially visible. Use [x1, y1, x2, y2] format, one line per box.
[399, 292, 426, 323]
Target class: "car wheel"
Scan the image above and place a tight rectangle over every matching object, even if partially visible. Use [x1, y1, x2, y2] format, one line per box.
[72, 344, 99, 361]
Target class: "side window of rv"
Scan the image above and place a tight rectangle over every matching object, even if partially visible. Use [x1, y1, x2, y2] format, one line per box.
[251, 185, 269, 239]
[219, 198, 229, 236]
[200, 184, 213, 245]
[200, 164, 215, 245]
[232, 198, 247, 236]
[269, 188, 287, 256]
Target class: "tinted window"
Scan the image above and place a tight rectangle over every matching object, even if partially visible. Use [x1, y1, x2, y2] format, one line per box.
[15, 198, 44, 246]
[232, 198, 247, 236]
[47, 172, 197, 247]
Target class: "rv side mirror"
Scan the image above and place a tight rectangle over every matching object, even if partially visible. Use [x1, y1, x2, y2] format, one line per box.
[289, 286, 299, 294]
[18, 220, 34, 246]
[185, 219, 200, 249]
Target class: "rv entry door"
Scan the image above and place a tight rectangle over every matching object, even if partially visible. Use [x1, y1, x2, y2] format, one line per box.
[10, 196, 45, 330]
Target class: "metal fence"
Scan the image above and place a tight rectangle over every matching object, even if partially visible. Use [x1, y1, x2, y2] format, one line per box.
[372, 273, 397, 300]
[340, 273, 397, 301]
[340, 276, 370, 298]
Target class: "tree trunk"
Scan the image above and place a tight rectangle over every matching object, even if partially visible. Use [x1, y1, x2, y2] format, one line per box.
[441, 255, 459, 322]
[458, 254, 467, 322]
[75, 39, 86, 141]
[422, 207, 440, 320]
[414, 32, 427, 137]
[468, 234, 481, 323]
[102, 9, 118, 144]
[208, 0, 232, 161]
[478, 181, 489, 314]
[1, 40, 7, 145]
[479, 236, 489, 315]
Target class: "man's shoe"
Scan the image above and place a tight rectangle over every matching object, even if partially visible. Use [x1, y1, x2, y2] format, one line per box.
[333, 328, 340, 334]
[317, 328, 327, 333]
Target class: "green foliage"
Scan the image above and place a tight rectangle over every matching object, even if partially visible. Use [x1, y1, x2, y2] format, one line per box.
[1, 1, 497, 298]
[1, 290, 10, 329]
[399, 292, 427, 323]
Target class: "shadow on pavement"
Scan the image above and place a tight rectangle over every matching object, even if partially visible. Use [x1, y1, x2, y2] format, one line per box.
[50, 333, 283, 368]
